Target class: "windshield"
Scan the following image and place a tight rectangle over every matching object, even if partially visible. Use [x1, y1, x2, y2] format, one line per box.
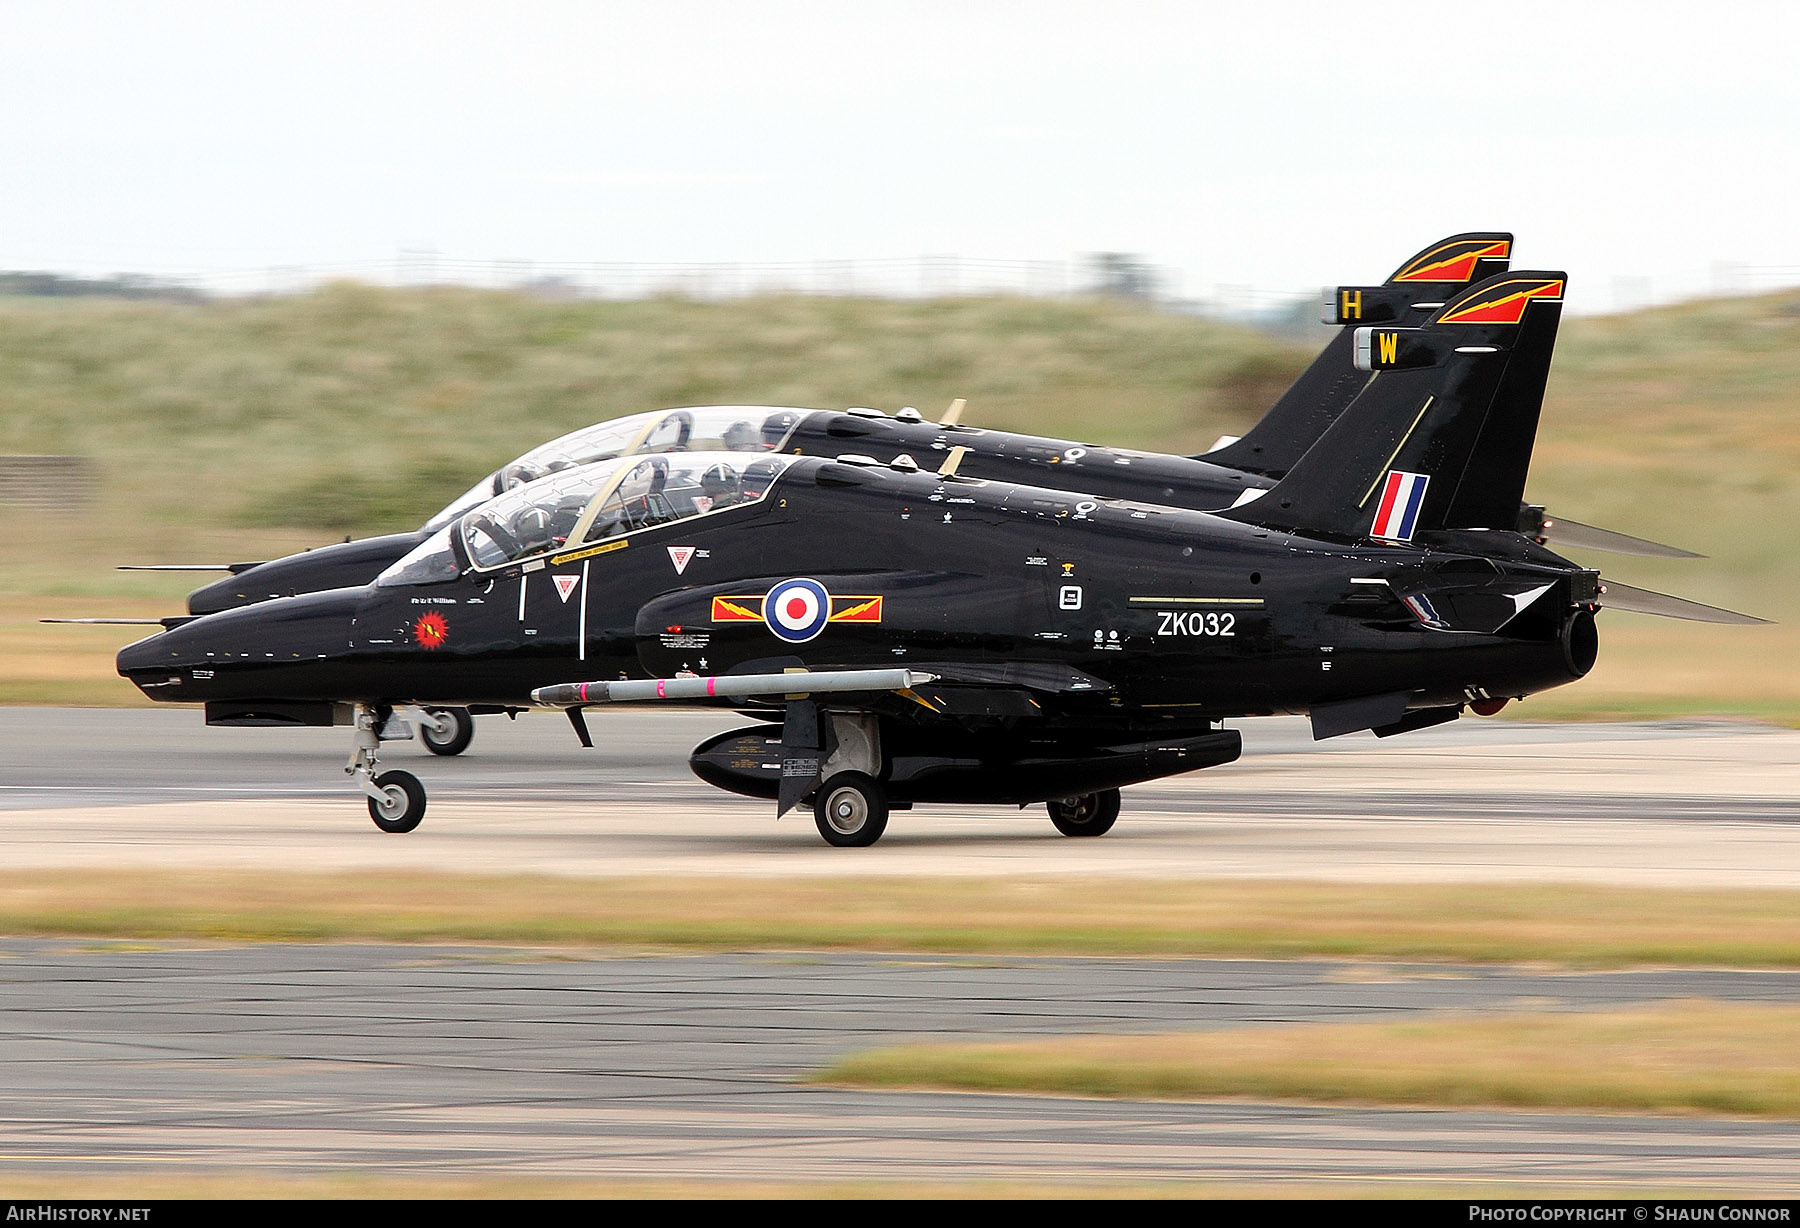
[376, 525, 462, 588]
[458, 451, 795, 572]
[422, 474, 506, 533]
[419, 406, 811, 530]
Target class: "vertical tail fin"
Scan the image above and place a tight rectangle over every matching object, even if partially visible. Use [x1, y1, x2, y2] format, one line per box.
[1203, 233, 1512, 478]
[1217, 271, 1565, 543]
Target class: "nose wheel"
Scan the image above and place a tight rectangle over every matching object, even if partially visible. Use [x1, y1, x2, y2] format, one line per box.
[348, 704, 430, 833]
[367, 770, 427, 833]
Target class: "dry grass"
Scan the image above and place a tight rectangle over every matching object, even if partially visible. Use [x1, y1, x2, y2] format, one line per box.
[4, 871, 1800, 966]
[816, 1000, 1800, 1116]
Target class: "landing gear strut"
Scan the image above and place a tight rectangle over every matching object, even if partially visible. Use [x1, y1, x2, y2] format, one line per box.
[347, 704, 427, 833]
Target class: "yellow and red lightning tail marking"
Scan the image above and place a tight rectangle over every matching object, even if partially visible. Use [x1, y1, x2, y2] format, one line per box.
[710, 594, 884, 624]
[710, 596, 763, 622]
[1434, 278, 1564, 326]
[828, 596, 884, 624]
[1393, 239, 1512, 284]
[413, 611, 449, 650]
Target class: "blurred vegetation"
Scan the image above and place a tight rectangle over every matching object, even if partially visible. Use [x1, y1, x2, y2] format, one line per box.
[816, 1000, 1800, 1117]
[0, 284, 1310, 532]
[3, 871, 1797, 967]
[0, 282, 1795, 715]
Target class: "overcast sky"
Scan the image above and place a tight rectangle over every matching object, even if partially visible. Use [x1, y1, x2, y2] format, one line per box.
[3, 1, 1796, 312]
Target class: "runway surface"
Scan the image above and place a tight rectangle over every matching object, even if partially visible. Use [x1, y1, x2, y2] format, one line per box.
[6, 942, 1800, 1189]
[2, 709, 1798, 886]
[2, 709, 1799, 1190]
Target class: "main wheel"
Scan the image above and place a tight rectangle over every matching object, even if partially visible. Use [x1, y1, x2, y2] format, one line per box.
[420, 707, 475, 756]
[812, 772, 889, 848]
[1047, 788, 1120, 837]
[368, 769, 427, 833]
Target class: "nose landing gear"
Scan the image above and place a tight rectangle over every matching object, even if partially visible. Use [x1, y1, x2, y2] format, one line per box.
[347, 704, 428, 833]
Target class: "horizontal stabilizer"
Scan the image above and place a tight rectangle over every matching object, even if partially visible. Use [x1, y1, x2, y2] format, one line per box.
[1597, 580, 1769, 625]
[1540, 517, 1704, 560]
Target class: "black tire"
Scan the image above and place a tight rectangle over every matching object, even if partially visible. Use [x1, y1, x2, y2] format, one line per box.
[420, 707, 474, 757]
[812, 772, 889, 848]
[1047, 788, 1121, 837]
[368, 769, 427, 834]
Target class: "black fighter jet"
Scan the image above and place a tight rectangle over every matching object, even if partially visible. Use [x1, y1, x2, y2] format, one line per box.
[115, 271, 1762, 846]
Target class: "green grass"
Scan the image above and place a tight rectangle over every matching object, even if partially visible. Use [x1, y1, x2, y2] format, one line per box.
[815, 1000, 1800, 1118]
[5, 871, 1800, 966]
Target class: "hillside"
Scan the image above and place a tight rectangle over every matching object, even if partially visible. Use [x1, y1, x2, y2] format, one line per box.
[0, 287, 1313, 533]
[1, 285, 1794, 717]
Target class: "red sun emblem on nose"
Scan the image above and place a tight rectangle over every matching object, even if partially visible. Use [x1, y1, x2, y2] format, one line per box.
[413, 611, 449, 650]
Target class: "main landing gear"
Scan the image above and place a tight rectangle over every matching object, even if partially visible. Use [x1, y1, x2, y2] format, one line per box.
[808, 774, 1124, 847]
[418, 706, 475, 756]
[1047, 789, 1121, 837]
[347, 704, 427, 833]
[812, 772, 889, 848]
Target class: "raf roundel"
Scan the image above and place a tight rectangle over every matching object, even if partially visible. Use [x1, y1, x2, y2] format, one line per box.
[763, 578, 832, 643]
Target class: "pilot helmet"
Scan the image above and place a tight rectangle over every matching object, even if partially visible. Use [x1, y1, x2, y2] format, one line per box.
[741, 458, 781, 498]
[700, 463, 740, 502]
[759, 411, 799, 450]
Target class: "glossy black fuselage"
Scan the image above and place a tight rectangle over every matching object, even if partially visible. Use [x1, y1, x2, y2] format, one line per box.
[126, 458, 1591, 741]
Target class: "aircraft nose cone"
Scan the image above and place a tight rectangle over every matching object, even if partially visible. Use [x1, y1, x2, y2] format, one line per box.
[116, 627, 184, 675]
[117, 588, 363, 702]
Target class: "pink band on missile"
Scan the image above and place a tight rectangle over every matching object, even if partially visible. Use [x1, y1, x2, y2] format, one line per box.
[579, 683, 590, 702]
[707, 677, 716, 696]
[656, 679, 667, 697]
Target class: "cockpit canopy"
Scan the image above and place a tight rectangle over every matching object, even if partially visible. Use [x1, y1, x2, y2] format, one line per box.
[379, 451, 795, 586]
[421, 406, 808, 532]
